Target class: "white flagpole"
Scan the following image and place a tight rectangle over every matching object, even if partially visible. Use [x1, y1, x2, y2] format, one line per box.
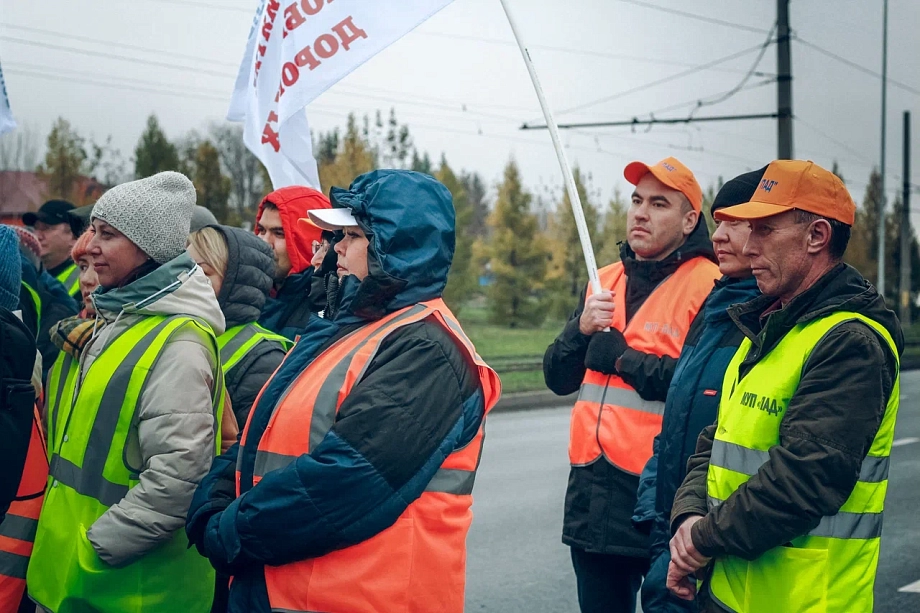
[498, 0, 602, 294]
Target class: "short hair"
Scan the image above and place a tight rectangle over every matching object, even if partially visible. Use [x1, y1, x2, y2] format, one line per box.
[680, 194, 693, 215]
[261, 201, 278, 212]
[187, 227, 229, 278]
[795, 210, 851, 260]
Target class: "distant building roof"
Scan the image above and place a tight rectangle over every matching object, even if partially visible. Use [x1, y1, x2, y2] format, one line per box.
[0, 171, 108, 217]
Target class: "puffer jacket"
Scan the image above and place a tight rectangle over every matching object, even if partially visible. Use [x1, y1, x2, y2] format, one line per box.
[632, 275, 760, 613]
[187, 170, 492, 613]
[671, 264, 903, 612]
[209, 225, 287, 427]
[255, 187, 331, 339]
[543, 219, 717, 558]
[80, 253, 226, 566]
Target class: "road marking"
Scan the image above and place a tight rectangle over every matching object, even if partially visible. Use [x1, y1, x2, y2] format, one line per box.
[898, 579, 920, 593]
[893, 437, 920, 447]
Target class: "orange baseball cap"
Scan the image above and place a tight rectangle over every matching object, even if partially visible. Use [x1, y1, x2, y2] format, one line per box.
[624, 156, 703, 211]
[714, 160, 855, 225]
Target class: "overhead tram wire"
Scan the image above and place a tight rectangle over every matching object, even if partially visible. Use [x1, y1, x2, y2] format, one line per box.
[613, 0, 770, 34]
[795, 37, 920, 97]
[551, 41, 777, 118]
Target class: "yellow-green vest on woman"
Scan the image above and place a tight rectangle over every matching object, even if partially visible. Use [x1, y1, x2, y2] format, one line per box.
[55, 262, 81, 299]
[706, 311, 899, 613]
[217, 322, 292, 374]
[28, 315, 224, 613]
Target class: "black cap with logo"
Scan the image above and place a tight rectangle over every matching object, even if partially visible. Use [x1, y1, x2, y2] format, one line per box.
[23, 199, 77, 228]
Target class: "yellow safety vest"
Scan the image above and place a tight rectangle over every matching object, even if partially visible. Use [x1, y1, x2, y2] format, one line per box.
[217, 322, 292, 374]
[54, 262, 81, 299]
[706, 311, 899, 613]
[29, 315, 225, 613]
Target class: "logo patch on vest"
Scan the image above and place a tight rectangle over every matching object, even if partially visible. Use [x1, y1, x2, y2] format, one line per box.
[739, 391, 788, 416]
[643, 321, 681, 338]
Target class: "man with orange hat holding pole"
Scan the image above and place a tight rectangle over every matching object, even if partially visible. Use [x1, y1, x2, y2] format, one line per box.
[544, 157, 720, 613]
[668, 160, 903, 613]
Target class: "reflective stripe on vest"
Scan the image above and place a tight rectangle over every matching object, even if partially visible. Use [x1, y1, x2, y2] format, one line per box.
[29, 315, 224, 613]
[55, 262, 81, 298]
[705, 311, 899, 613]
[21, 281, 41, 332]
[218, 323, 292, 375]
[569, 257, 719, 474]
[239, 299, 501, 613]
[0, 406, 47, 609]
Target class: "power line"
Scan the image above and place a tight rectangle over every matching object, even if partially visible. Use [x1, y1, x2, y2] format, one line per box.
[613, 0, 770, 34]
[0, 36, 236, 79]
[0, 23, 240, 68]
[795, 37, 920, 97]
[554, 42, 775, 117]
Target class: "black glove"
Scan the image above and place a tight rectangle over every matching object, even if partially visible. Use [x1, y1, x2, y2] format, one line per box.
[585, 329, 629, 375]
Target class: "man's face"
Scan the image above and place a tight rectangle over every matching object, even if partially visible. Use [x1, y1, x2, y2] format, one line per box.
[743, 210, 812, 299]
[34, 221, 76, 268]
[627, 174, 698, 261]
[711, 219, 753, 278]
[255, 207, 291, 283]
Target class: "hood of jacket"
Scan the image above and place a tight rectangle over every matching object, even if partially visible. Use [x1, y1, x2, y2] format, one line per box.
[729, 262, 905, 358]
[211, 225, 275, 329]
[328, 170, 456, 322]
[91, 252, 226, 335]
[256, 186, 331, 276]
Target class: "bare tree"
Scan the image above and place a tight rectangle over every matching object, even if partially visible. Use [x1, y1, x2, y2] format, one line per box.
[0, 124, 40, 171]
[209, 123, 264, 214]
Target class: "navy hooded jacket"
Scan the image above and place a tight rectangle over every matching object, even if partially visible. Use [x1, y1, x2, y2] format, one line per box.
[186, 171, 488, 612]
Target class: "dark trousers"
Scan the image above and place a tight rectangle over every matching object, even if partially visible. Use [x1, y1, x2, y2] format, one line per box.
[570, 547, 649, 613]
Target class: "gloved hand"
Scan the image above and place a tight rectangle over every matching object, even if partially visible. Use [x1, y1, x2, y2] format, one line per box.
[585, 329, 629, 375]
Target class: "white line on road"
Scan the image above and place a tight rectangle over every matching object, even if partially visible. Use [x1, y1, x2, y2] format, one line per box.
[893, 437, 920, 447]
[898, 579, 920, 593]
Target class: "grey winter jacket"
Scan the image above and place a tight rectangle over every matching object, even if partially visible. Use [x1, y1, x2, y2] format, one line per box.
[83, 254, 226, 567]
[210, 225, 287, 426]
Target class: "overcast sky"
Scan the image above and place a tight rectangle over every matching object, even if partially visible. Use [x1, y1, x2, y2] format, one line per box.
[2, 0, 919, 222]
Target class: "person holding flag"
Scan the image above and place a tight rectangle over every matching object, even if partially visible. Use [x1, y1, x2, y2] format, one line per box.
[544, 157, 720, 613]
[187, 170, 500, 613]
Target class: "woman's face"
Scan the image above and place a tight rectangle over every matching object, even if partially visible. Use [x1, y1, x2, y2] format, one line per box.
[187, 244, 224, 297]
[77, 254, 99, 314]
[333, 226, 369, 281]
[87, 220, 150, 288]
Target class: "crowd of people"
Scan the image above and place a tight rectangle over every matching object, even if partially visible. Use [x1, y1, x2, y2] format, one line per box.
[0, 155, 902, 613]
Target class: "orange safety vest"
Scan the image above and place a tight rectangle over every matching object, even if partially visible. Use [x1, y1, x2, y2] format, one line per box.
[569, 257, 719, 474]
[0, 406, 48, 612]
[237, 299, 501, 613]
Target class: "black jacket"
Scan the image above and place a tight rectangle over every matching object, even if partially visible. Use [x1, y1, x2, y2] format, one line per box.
[211, 226, 287, 427]
[672, 263, 903, 564]
[543, 219, 716, 557]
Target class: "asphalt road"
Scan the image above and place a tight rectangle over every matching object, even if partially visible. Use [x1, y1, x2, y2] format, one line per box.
[465, 370, 920, 613]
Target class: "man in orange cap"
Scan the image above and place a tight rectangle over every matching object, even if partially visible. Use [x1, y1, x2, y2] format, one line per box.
[544, 157, 720, 612]
[668, 160, 903, 612]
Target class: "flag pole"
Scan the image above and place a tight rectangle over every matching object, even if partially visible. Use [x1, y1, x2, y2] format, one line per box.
[498, 0, 602, 294]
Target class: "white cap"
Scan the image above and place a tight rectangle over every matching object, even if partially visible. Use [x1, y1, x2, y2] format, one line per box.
[306, 208, 358, 230]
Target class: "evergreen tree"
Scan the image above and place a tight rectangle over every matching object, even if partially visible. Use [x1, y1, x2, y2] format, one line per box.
[461, 170, 489, 238]
[410, 149, 433, 175]
[596, 188, 629, 265]
[845, 168, 882, 285]
[134, 114, 180, 179]
[192, 140, 232, 224]
[40, 117, 87, 200]
[317, 113, 376, 191]
[485, 160, 549, 327]
[437, 156, 476, 311]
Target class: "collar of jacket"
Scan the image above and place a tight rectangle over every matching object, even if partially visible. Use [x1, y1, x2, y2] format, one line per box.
[92, 252, 226, 335]
[703, 275, 761, 324]
[728, 262, 904, 363]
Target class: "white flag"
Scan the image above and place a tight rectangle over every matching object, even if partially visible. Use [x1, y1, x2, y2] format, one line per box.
[229, 0, 455, 190]
[0, 59, 16, 136]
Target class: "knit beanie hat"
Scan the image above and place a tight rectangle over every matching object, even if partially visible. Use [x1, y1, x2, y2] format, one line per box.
[710, 166, 769, 218]
[92, 171, 196, 264]
[0, 226, 23, 311]
[71, 229, 94, 262]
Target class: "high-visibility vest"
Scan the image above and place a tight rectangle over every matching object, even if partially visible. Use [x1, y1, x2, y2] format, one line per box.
[0, 406, 48, 612]
[569, 257, 719, 474]
[238, 299, 501, 613]
[21, 281, 41, 332]
[705, 311, 899, 613]
[54, 262, 81, 299]
[28, 315, 225, 613]
[217, 322, 292, 374]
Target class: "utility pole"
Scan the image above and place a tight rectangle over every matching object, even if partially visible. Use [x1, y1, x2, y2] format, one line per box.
[878, 0, 889, 297]
[900, 111, 911, 326]
[777, 0, 794, 159]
